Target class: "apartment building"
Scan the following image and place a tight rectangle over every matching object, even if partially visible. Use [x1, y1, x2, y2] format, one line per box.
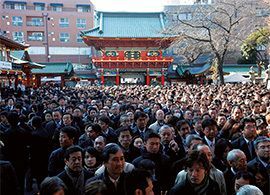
[0, 0, 94, 64]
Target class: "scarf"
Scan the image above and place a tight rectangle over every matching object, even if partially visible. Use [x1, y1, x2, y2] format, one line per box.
[65, 166, 85, 195]
[188, 174, 210, 195]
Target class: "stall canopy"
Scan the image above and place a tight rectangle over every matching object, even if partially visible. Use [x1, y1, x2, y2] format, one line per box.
[224, 73, 250, 83]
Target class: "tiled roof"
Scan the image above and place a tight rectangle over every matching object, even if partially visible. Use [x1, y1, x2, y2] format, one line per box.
[81, 12, 167, 38]
[32, 62, 73, 74]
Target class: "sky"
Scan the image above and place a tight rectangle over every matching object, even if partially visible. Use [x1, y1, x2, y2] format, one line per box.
[91, 0, 194, 12]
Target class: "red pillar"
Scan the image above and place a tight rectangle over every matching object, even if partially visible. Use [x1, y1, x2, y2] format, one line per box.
[161, 68, 165, 86]
[115, 68, 120, 85]
[61, 75, 65, 88]
[100, 68, 105, 85]
[146, 68, 150, 85]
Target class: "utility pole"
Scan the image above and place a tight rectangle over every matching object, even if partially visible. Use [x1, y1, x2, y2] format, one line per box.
[42, 13, 50, 62]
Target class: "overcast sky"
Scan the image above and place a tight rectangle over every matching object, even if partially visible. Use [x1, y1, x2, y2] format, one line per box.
[91, 0, 193, 12]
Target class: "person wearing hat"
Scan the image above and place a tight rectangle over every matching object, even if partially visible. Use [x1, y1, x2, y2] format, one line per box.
[247, 136, 270, 195]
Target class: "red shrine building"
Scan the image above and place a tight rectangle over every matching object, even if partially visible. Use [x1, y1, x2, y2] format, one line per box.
[81, 11, 174, 85]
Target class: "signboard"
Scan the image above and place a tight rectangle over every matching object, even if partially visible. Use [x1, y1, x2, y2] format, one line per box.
[0, 61, 12, 70]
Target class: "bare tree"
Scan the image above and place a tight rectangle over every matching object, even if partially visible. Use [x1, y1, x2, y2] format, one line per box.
[165, 0, 268, 84]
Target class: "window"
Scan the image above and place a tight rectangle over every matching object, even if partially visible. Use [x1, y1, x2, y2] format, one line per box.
[28, 32, 44, 41]
[178, 13, 192, 21]
[59, 18, 69, 27]
[60, 33, 70, 42]
[27, 17, 43, 26]
[5, 3, 26, 10]
[52, 6, 62, 12]
[35, 4, 45, 11]
[13, 32, 24, 42]
[77, 5, 90, 12]
[77, 34, 83, 43]
[12, 16, 23, 26]
[76, 18, 86, 28]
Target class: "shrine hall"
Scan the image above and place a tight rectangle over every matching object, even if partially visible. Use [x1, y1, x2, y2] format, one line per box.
[81, 11, 174, 85]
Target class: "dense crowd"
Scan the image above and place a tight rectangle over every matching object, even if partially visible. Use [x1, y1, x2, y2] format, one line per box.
[0, 83, 269, 195]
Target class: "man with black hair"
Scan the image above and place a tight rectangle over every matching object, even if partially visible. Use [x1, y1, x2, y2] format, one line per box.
[125, 168, 154, 195]
[116, 126, 141, 163]
[48, 126, 77, 176]
[132, 131, 171, 194]
[202, 118, 219, 153]
[132, 111, 150, 139]
[98, 115, 117, 143]
[247, 136, 270, 195]
[86, 143, 127, 195]
[232, 117, 257, 162]
[57, 145, 93, 195]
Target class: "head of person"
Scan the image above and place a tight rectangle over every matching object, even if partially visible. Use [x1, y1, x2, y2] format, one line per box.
[62, 113, 73, 126]
[234, 171, 255, 193]
[176, 120, 191, 139]
[7, 111, 19, 127]
[116, 126, 133, 149]
[31, 116, 43, 129]
[231, 106, 243, 122]
[184, 110, 193, 120]
[202, 118, 218, 141]
[195, 144, 213, 163]
[85, 123, 102, 140]
[133, 136, 143, 149]
[58, 97, 66, 107]
[144, 131, 161, 154]
[159, 125, 174, 145]
[254, 136, 270, 162]
[240, 117, 257, 141]
[39, 176, 66, 195]
[98, 116, 111, 131]
[126, 169, 154, 195]
[84, 146, 101, 169]
[185, 134, 203, 153]
[59, 126, 77, 148]
[85, 180, 107, 195]
[251, 100, 261, 114]
[102, 143, 125, 179]
[155, 109, 165, 122]
[217, 113, 227, 127]
[193, 117, 202, 132]
[52, 110, 62, 122]
[110, 103, 120, 115]
[44, 111, 53, 122]
[88, 107, 98, 118]
[119, 114, 132, 127]
[214, 138, 232, 161]
[227, 149, 247, 172]
[64, 145, 83, 172]
[236, 185, 263, 195]
[134, 111, 148, 130]
[73, 108, 82, 118]
[94, 136, 106, 152]
[185, 150, 210, 185]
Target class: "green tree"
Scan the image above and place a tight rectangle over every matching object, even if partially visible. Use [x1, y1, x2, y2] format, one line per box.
[241, 28, 270, 77]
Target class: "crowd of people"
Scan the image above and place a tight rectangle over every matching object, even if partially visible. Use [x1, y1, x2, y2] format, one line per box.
[0, 83, 269, 195]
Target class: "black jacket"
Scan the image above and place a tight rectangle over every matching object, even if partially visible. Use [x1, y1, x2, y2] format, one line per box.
[48, 147, 66, 176]
[248, 157, 270, 195]
[232, 135, 256, 162]
[169, 175, 221, 195]
[58, 169, 93, 195]
[86, 169, 127, 195]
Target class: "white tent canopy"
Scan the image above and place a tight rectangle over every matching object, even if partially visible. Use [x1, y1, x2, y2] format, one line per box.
[224, 73, 250, 83]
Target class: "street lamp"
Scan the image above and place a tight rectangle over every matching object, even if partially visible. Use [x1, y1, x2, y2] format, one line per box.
[42, 13, 50, 62]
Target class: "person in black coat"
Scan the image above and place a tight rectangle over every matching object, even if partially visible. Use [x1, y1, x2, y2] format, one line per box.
[169, 150, 221, 195]
[48, 126, 77, 176]
[30, 116, 50, 186]
[86, 143, 127, 195]
[247, 136, 270, 195]
[232, 117, 257, 162]
[132, 131, 171, 195]
[57, 146, 93, 195]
